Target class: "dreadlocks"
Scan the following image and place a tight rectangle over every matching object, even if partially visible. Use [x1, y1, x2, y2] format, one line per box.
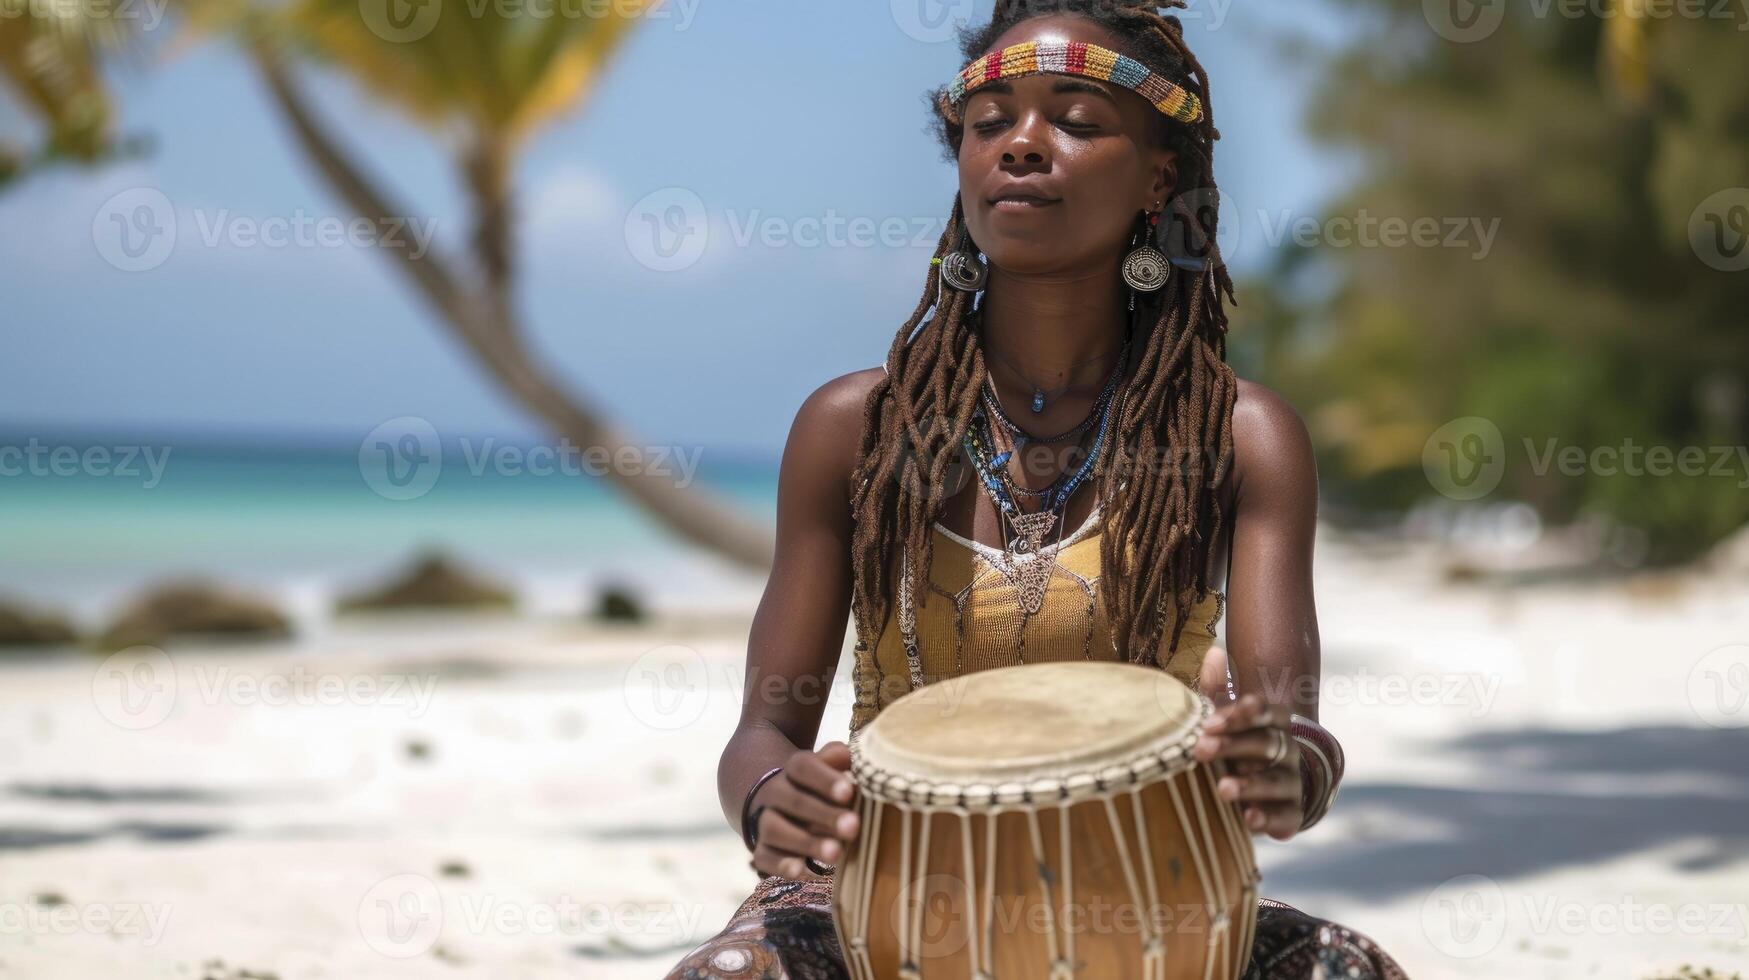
[848, 0, 1239, 665]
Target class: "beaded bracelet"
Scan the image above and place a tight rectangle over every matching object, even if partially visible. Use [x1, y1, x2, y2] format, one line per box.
[1290, 714, 1344, 831]
[947, 39, 1204, 125]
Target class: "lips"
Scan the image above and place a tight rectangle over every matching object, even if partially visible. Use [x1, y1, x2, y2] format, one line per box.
[987, 180, 1063, 211]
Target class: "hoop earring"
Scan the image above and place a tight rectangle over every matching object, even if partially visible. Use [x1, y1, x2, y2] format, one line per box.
[938, 217, 987, 292]
[1121, 204, 1170, 297]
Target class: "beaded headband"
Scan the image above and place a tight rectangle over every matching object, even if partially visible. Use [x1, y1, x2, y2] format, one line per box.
[948, 39, 1204, 125]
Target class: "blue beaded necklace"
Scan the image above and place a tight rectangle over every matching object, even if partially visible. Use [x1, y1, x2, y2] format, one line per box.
[960, 345, 1125, 551]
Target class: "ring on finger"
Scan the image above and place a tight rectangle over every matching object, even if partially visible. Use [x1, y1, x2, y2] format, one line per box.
[1267, 728, 1289, 766]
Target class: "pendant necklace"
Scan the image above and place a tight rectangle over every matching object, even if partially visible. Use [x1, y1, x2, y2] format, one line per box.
[977, 312, 1127, 413]
[961, 360, 1122, 615]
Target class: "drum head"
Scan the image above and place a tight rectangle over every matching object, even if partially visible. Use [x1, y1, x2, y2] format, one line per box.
[857, 661, 1202, 781]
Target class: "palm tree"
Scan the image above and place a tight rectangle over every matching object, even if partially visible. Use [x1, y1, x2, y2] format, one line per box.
[1, 1, 775, 569]
[0, 0, 131, 182]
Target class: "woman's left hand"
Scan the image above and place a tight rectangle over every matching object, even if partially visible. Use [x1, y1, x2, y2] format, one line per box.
[1191, 689, 1302, 841]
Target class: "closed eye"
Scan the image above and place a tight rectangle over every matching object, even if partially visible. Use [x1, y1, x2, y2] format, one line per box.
[970, 117, 1100, 135]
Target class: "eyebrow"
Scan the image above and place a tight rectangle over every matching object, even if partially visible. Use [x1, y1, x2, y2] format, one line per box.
[972, 78, 1119, 104]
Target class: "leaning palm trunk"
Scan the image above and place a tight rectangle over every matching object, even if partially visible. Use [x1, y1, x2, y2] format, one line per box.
[249, 40, 774, 571]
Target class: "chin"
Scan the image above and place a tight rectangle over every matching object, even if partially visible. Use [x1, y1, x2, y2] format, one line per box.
[980, 243, 1078, 276]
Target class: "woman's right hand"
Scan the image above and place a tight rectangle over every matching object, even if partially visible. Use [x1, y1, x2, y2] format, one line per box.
[750, 741, 861, 879]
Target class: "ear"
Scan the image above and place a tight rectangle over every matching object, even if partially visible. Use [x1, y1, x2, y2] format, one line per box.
[1152, 149, 1181, 206]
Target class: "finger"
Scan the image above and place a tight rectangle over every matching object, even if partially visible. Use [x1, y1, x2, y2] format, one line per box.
[788, 751, 857, 806]
[758, 809, 842, 866]
[816, 741, 853, 772]
[1243, 801, 1303, 842]
[1230, 696, 1288, 733]
[754, 840, 820, 881]
[1197, 728, 1297, 765]
[1219, 765, 1301, 805]
[765, 778, 860, 841]
[1204, 693, 1265, 734]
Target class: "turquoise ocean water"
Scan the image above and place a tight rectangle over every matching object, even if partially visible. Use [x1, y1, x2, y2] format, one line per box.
[0, 434, 781, 625]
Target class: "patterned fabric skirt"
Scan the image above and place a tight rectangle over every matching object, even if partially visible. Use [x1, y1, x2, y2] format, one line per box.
[666, 874, 1408, 979]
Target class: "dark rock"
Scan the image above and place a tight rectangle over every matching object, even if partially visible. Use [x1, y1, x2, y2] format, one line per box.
[338, 552, 515, 613]
[591, 583, 646, 623]
[98, 581, 290, 650]
[0, 601, 77, 647]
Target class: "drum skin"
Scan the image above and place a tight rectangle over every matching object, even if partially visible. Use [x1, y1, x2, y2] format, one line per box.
[831, 662, 1258, 980]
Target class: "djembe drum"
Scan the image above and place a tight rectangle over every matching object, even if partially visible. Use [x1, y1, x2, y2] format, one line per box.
[831, 661, 1260, 980]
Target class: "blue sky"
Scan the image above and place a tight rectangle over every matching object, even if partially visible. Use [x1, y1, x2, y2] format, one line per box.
[0, 0, 1356, 460]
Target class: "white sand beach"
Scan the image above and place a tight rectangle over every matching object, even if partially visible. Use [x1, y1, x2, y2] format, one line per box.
[0, 529, 1745, 979]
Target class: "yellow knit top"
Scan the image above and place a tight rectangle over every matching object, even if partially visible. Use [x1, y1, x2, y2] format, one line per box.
[848, 504, 1226, 734]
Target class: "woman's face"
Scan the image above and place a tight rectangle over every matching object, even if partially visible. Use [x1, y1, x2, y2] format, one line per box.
[958, 15, 1180, 279]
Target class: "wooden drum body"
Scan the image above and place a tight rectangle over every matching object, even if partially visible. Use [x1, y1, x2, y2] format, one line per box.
[831, 662, 1260, 980]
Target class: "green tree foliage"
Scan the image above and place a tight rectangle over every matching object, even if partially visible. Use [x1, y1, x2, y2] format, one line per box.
[1237, 0, 1749, 562]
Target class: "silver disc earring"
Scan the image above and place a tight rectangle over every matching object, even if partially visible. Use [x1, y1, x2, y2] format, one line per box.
[1121, 205, 1170, 294]
[939, 221, 987, 292]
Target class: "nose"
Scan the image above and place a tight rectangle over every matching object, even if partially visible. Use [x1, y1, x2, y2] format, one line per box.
[999, 111, 1051, 170]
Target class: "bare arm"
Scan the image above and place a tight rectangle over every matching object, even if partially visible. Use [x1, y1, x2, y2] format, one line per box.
[1192, 380, 1322, 839]
[1223, 380, 1322, 721]
[715, 368, 881, 868]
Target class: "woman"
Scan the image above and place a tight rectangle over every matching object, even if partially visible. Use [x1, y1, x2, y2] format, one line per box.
[669, 2, 1406, 977]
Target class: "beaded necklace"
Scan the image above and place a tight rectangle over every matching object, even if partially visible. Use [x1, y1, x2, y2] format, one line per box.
[957, 339, 1126, 616]
[893, 311, 1136, 688]
[979, 337, 1129, 508]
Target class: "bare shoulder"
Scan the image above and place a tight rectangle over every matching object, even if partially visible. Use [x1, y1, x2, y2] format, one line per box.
[792, 366, 884, 448]
[782, 366, 886, 505]
[1230, 377, 1317, 506]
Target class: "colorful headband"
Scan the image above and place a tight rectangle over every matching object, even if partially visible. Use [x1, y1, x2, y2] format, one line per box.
[947, 39, 1204, 125]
